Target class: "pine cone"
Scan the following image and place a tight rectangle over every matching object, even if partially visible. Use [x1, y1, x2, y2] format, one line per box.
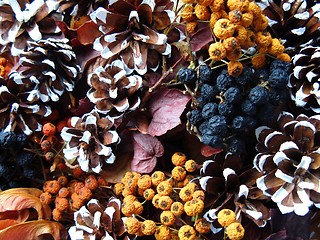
[89, 0, 174, 74]
[200, 153, 270, 230]
[87, 58, 142, 119]
[254, 111, 320, 216]
[0, 84, 51, 135]
[61, 111, 119, 173]
[288, 46, 320, 113]
[257, 0, 320, 55]
[11, 38, 81, 103]
[69, 197, 127, 240]
[0, 0, 62, 56]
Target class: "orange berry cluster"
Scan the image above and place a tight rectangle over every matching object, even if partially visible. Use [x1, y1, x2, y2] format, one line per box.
[40, 174, 108, 221]
[116, 152, 211, 239]
[217, 209, 245, 240]
[179, 0, 290, 76]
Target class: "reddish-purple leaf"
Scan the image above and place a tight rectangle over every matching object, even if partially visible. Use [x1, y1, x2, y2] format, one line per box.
[201, 145, 223, 157]
[147, 88, 191, 136]
[131, 132, 164, 173]
[189, 22, 213, 52]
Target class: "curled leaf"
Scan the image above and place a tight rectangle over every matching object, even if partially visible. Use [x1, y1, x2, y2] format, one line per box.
[0, 220, 67, 240]
[0, 189, 51, 220]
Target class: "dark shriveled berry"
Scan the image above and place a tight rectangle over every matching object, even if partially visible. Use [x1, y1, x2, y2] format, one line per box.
[202, 103, 218, 120]
[199, 64, 214, 83]
[218, 101, 235, 116]
[241, 99, 256, 115]
[224, 87, 241, 103]
[248, 86, 269, 105]
[177, 67, 197, 84]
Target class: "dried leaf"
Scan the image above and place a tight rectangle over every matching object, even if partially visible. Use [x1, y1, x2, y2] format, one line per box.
[0, 220, 19, 231]
[148, 88, 191, 136]
[0, 209, 30, 223]
[189, 22, 213, 52]
[0, 189, 51, 220]
[0, 220, 67, 240]
[131, 132, 164, 173]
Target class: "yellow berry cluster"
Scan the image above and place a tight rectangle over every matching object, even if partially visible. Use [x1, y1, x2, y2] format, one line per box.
[40, 174, 108, 221]
[217, 209, 245, 240]
[116, 152, 211, 239]
[179, 0, 290, 76]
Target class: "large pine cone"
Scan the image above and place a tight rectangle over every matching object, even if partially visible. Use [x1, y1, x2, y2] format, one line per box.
[254, 111, 320, 216]
[87, 59, 142, 119]
[0, 84, 51, 135]
[0, 0, 62, 56]
[288, 46, 320, 113]
[89, 0, 174, 74]
[200, 153, 270, 231]
[11, 38, 81, 103]
[257, 0, 320, 55]
[61, 111, 119, 173]
[69, 198, 128, 240]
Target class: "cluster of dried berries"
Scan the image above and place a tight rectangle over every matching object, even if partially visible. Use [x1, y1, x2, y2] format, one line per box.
[179, 0, 290, 76]
[113, 152, 212, 240]
[40, 174, 109, 220]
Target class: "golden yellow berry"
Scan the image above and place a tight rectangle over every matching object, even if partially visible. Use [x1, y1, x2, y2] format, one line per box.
[252, 14, 268, 31]
[151, 171, 166, 186]
[133, 201, 144, 215]
[40, 192, 53, 205]
[55, 197, 70, 212]
[213, 18, 236, 40]
[197, 0, 213, 7]
[227, 0, 249, 12]
[184, 198, 204, 216]
[195, 218, 211, 234]
[171, 201, 185, 216]
[209, 11, 222, 29]
[276, 53, 291, 62]
[252, 54, 267, 69]
[268, 38, 285, 56]
[158, 196, 174, 211]
[123, 194, 137, 203]
[255, 31, 272, 49]
[114, 182, 124, 195]
[186, 21, 198, 34]
[183, 175, 195, 186]
[209, 42, 227, 61]
[143, 188, 155, 201]
[137, 174, 152, 190]
[228, 61, 243, 77]
[178, 225, 197, 240]
[228, 9, 242, 24]
[122, 187, 135, 197]
[226, 222, 245, 240]
[121, 202, 136, 216]
[172, 152, 187, 166]
[185, 159, 197, 172]
[248, 1, 262, 16]
[209, 0, 225, 12]
[152, 194, 162, 208]
[240, 12, 253, 28]
[194, 4, 211, 21]
[52, 208, 63, 221]
[160, 210, 176, 226]
[193, 190, 205, 201]
[155, 225, 171, 240]
[179, 185, 194, 202]
[125, 217, 141, 235]
[217, 209, 237, 227]
[141, 220, 156, 235]
[157, 181, 173, 196]
[171, 166, 187, 181]
[181, 5, 195, 22]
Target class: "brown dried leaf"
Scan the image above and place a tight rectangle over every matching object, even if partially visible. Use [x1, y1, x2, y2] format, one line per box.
[0, 189, 51, 220]
[0, 220, 67, 240]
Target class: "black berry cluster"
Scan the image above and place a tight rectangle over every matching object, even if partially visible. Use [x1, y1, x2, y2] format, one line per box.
[186, 60, 291, 156]
[0, 130, 41, 190]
